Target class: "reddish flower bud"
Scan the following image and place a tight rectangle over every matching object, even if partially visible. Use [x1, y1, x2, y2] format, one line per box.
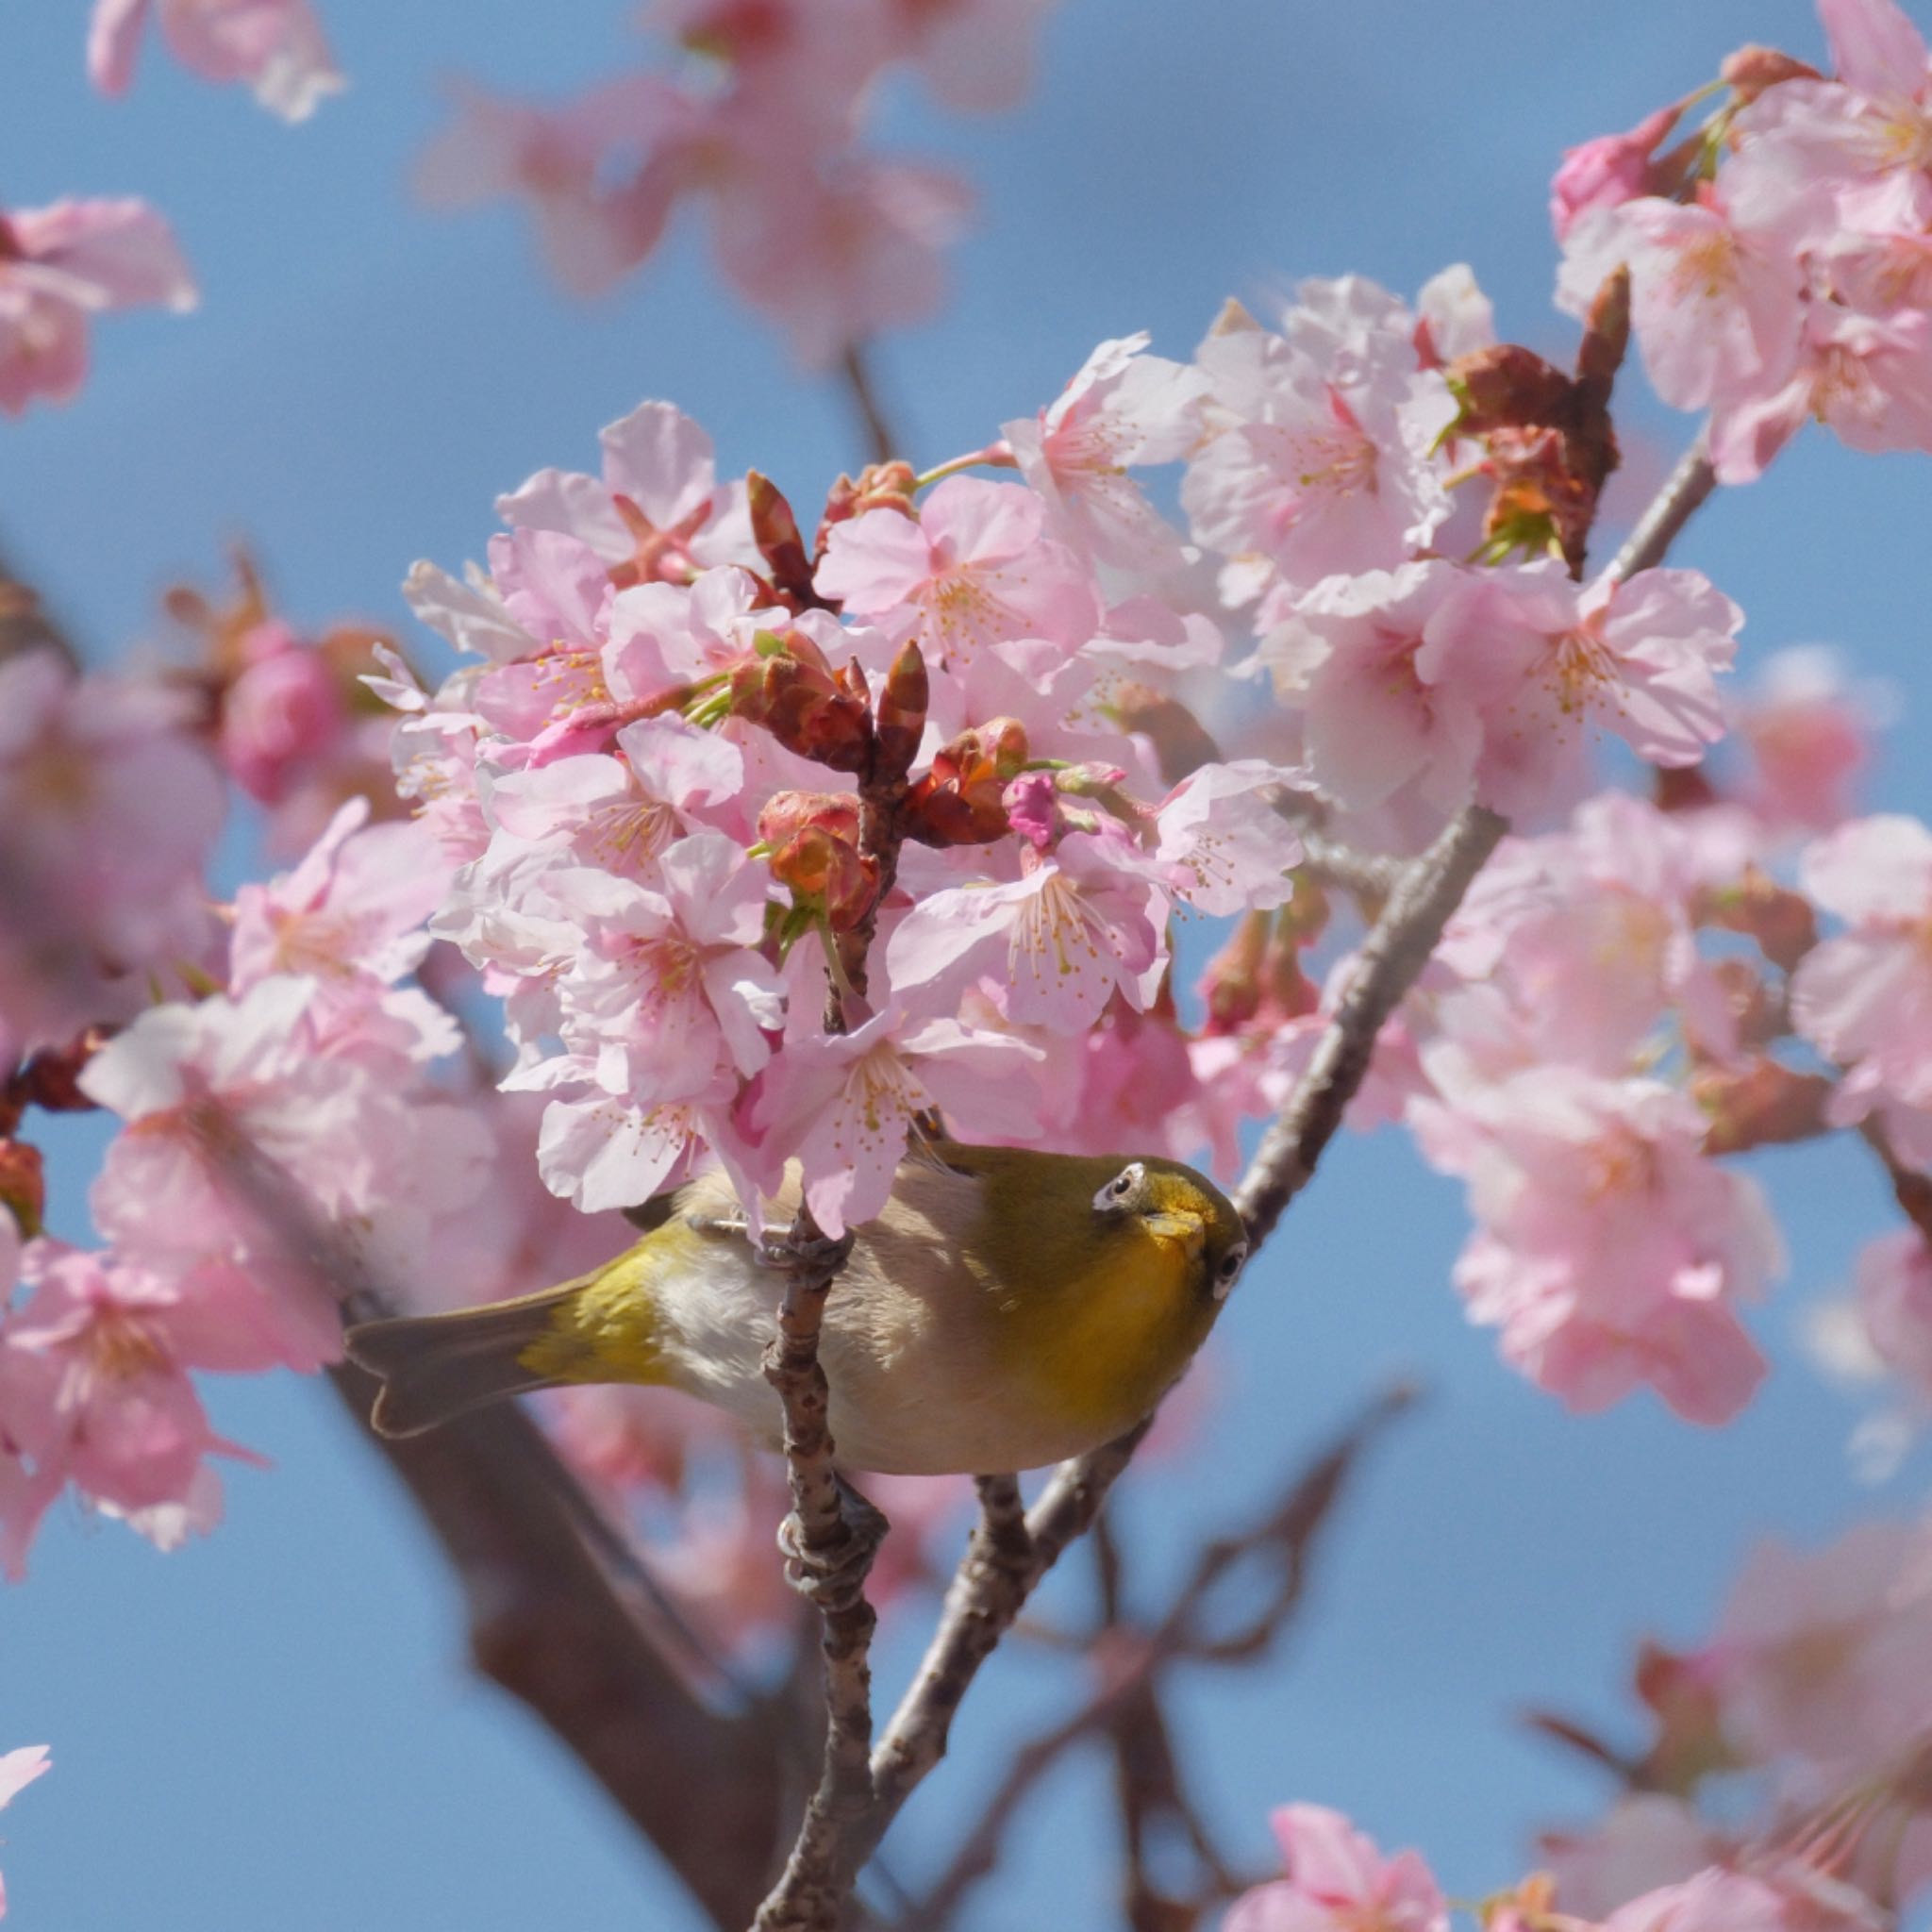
[759, 791, 879, 931]
[815, 461, 919, 566]
[746, 471, 826, 611]
[730, 628, 872, 774]
[1721, 43, 1821, 102]
[1696, 863, 1819, 974]
[1445, 345, 1575, 435]
[1694, 1058, 1833, 1156]
[0, 1139, 44, 1239]
[873, 639, 929, 784]
[904, 718, 1030, 847]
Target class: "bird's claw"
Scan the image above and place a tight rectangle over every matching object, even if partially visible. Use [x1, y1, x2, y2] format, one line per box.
[777, 1478, 889, 1613]
[755, 1230, 851, 1275]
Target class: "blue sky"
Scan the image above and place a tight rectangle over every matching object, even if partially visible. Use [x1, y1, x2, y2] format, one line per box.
[6, 2, 1932, 1927]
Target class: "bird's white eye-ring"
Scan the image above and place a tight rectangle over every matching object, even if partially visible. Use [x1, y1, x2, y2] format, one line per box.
[1212, 1242, 1249, 1301]
[1093, 1162, 1145, 1212]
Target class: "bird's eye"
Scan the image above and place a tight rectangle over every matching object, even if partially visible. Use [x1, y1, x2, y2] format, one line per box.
[1212, 1243, 1248, 1301]
[1093, 1162, 1145, 1212]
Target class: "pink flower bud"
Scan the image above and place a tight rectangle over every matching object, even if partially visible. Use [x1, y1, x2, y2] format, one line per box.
[1549, 102, 1684, 242]
[219, 640, 346, 805]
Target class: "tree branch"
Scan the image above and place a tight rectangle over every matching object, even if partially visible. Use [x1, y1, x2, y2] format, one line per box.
[840, 342, 899, 468]
[330, 1362, 791, 1930]
[899, 1388, 1416, 1931]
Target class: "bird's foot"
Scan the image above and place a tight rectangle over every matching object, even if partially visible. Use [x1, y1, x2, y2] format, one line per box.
[778, 1474, 889, 1614]
[755, 1228, 850, 1276]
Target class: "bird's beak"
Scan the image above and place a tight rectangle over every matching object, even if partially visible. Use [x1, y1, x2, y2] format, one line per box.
[1142, 1210, 1207, 1258]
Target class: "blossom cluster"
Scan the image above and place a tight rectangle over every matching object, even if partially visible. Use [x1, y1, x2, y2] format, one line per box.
[1555, 0, 1932, 480]
[1228, 1516, 1932, 1932]
[87, 0, 340, 122]
[417, 0, 1050, 363]
[0, 196, 195, 417]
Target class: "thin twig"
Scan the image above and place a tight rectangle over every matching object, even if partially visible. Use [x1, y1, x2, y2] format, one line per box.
[841, 342, 898, 468]
[900, 1388, 1415, 1930]
[754, 645, 927, 1932]
[1233, 805, 1507, 1249]
[1608, 430, 1716, 583]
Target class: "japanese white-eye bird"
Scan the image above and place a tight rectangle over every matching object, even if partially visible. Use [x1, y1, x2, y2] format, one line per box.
[344, 1141, 1250, 1475]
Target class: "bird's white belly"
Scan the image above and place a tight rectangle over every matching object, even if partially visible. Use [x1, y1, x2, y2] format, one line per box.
[647, 1241, 1102, 1476]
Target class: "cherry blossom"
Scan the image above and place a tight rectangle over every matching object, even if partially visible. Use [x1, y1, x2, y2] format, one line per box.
[1790, 816, 1932, 1149]
[1224, 1805, 1448, 1932]
[755, 1005, 1046, 1235]
[1730, 644, 1880, 833]
[0, 196, 195, 414]
[1427, 562, 1740, 818]
[88, 0, 341, 121]
[815, 476, 1099, 668]
[1183, 277, 1458, 603]
[416, 77, 690, 299]
[1000, 333, 1208, 570]
[885, 834, 1169, 1030]
[0, 650, 223, 1058]
[1410, 1060, 1781, 1421]
[495, 400, 757, 582]
[1244, 561, 1481, 821]
[0, 1242, 263, 1572]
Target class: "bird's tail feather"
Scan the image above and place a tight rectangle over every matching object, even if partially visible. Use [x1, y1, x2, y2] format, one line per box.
[344, 1283, 582, 1439]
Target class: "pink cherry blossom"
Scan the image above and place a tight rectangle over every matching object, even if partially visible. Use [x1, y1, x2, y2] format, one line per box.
[885, 834, 1169, 1030]
[1412, 262, 1497, 365]
[1550, 102, 1690, 242]
[0, 1243, 263, 1571]
[1541, 1794, 1722, 1919]
[1184, 282, 1457, 601]
[886, 0, 1053, 114]
[80, 975, 487, 1364]
[816, 476, 1100, 668]
[495, 398, 757, 581]
[709, 149, 973, 370]
[1853, 1229, 1932, 1403]
[1710, 1520, 1932, 1774]
[755, 1006, 1046, 1235]
[1731, 645, 1880, 832]
[1709, 299, 1932, 483]
[0, 196, 195, 414]
[1246, 561, 1482, 819]
[1428, 562, 1740, 818]
[1604, 1862, 1888, 1932]
[0, 650, 224, 1056]
[1410, 1063, 1780, 1422]
[1439, 795, 1738, 1072]
[218, 623, 350, 807]
[514, 1053, 757, 1216]
[1790, 816, 1932, 1131]
[604, 566, 790, 703]
[229, 797, 451, 1005]
[416, 77, 690, 299]
[401, 561, 539, 667]
[89, 0, 341, 120]
[1557, 195, 1804, 420]
[1000, 333, 1208, 570]
[1224, 1804, 1448, 1932]
[547, 832, 783, 1097]
[1146, 760, 1305, 916]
